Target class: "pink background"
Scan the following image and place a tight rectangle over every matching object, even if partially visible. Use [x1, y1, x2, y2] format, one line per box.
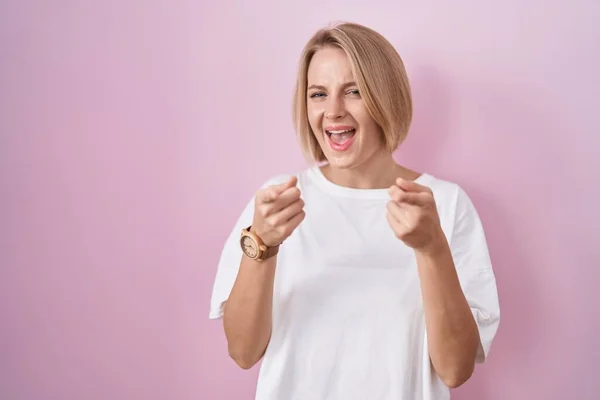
[1, 1, 599, 399]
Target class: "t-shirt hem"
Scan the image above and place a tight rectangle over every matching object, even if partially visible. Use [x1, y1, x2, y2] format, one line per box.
[209, 305, 225, 319]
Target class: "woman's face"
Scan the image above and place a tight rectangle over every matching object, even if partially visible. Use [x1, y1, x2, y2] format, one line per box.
[306, 46, 385, 169]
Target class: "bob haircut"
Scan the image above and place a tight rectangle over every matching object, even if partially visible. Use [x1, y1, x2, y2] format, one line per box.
[292, 22, 413, 163]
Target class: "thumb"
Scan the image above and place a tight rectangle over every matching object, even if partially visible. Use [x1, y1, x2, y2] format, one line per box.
[274, 175, 298, 194]
[395, 177, 427, 193]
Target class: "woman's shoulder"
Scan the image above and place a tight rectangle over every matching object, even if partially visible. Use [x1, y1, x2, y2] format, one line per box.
[421, 173, 482, 221]
[418, 172, 461, 197]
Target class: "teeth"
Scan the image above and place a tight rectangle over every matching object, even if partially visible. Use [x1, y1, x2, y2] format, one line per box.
[327, 129, 355, 134]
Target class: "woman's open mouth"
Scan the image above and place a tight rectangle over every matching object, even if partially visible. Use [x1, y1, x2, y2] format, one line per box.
[325, 127, 356, 152]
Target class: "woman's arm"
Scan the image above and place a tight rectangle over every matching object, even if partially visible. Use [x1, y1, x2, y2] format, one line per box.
[386, 178, 480, 388]
[223, 176, 305, 369]
[415, 240, 480, 388]
[223, 255, 277, 369]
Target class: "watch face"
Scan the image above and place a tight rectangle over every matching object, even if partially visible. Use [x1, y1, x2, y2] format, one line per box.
[241, 235, 258, 259]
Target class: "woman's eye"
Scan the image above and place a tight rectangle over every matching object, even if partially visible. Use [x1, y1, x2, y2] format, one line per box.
[347, 89, 360, 96]
[309, 92, 325, 98]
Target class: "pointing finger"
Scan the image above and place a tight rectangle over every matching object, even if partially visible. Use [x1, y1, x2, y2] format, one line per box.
[258, 176, 298, 203]
[395, 177, 431, 193]
[389, 185, 429, 206]
[257, 187, 279, 203]
[275, 176, 298, 193]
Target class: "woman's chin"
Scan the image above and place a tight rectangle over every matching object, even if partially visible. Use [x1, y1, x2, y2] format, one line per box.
[323, 153, 358, 170]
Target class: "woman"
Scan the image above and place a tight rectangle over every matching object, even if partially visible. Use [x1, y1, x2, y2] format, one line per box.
[209, 22, 500, 400]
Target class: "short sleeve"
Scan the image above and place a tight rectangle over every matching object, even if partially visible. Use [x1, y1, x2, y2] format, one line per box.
[450, 186, 500, 363]
[208, 174, 292, 320]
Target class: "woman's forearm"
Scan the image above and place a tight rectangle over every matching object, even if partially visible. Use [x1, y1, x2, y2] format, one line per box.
[415, 239, 480, 388]
[223, 255, 277, 369]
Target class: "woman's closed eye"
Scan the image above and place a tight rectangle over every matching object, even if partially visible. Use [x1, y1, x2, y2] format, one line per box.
[309, 90, 359, 99]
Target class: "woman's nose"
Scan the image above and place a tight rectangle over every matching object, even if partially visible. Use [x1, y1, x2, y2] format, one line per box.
[325, 98, 345, 120]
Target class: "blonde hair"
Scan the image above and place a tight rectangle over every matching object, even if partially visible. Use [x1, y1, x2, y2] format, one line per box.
[292, 22, 413, 163]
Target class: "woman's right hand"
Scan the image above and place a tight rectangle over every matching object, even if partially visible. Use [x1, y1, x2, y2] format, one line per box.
[252, 176, 305, 247]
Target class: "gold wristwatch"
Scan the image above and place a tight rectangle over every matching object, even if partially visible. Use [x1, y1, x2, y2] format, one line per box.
[240, 226, 280, 261]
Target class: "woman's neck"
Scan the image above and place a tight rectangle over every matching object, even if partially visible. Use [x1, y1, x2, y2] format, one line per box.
[320, 153, 420, 190]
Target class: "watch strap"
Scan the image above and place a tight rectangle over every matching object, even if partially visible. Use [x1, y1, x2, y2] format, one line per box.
[261, 244, 279, 260]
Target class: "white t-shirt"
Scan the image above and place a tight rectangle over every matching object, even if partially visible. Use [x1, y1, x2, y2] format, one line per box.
[209, 165, 500, 400]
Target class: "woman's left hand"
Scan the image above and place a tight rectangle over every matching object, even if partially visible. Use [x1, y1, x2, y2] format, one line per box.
[386, 177, 446, 255]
